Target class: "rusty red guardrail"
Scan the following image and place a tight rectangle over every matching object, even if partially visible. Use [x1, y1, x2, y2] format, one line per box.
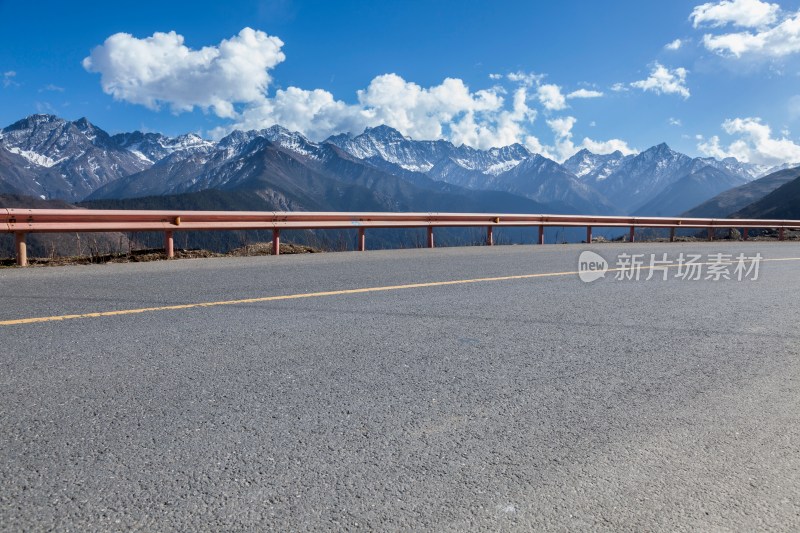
[2, 207, 799, 266]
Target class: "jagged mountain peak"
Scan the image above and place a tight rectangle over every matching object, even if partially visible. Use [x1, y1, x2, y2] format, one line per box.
[641, 142, 679, 158]
[72, 116, 90, 127]
[0, 114, 151, 201]
[0, 113, 776, 216]
[325, 132, 353, 145]
[563, 148, 631, 182]
[362, 124, 408, 142]
[112, 130, 213, 164]
[4, 114, 66, 131]
[484, 143, 532, 158]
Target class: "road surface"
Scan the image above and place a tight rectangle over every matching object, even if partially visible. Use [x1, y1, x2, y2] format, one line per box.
[1, 242, 799, 531]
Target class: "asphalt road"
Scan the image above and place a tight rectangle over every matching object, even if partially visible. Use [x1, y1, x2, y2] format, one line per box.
[1, 241, 799, 531]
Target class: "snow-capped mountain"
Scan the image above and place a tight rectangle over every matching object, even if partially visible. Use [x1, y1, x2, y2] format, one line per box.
[691, 156, 766, 181]
[327, 125, 532, 176]
[592, 143, 696, 212]
[111, 131, 214, 164]
[633, 165, 749, 216]
[326, 125, 454, 173]
[0, 114, 151, 200]
[0, 114, 781, 218]
[563, 149, 633, 182]
[486, 154, 616, 214]
[326, 125, 608, 212]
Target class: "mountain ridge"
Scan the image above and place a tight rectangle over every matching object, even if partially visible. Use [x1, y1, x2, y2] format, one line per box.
[0, 114, 780, 217]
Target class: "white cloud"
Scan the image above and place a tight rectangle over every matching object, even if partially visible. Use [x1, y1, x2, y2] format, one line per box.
[690, 0, 800, 58]
[630, 63, 690, 99]
[219, 74, 543, 150]
[610, 82, 629, 92]
[701, 11, 800, 57]
[691, 0, 779, 28]
[358, 74, 507, 142]
[506, 71, 544, 86]
[665, 38, 684, 50]
[40, 84, 64, 93]
[544, 116, 637, 161]
[83, 28, 286, 118]
[548, 116, 576, 140]
[537, 84, 567, 110]
[567, 88, 604, 99]
[2, 71, 17, 88]
[84, 30, 616, 154]
[669, 117, 683, 126]
[581, 138, 638, 155]
[698, 117, 800, 164]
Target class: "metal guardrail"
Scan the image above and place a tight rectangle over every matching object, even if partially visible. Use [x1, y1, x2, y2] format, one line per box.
[2, 208, 799, 266]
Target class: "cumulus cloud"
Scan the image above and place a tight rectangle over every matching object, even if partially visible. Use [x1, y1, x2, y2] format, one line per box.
[701, 11, 800, 56]
[691, 0, 779, 28]
[224, 74, 535, 149]
[567, 88, 604, 99]
[83, 27, 285, 118]
[610, 82, 629, 92]
[698, 117, 800, 164]
[581, 138, 638, 155]
[669, 117, 683, 126]
[665, 39, 684, 50]
[689, 0, 800, 58]
[630, 63, 690, 98]
[544, 116, 637, 161]
[84, 30, 613, 153]
[537, 84, 567, 110]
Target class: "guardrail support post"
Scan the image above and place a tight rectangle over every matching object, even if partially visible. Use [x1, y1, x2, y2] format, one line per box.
[164, 231, 174, 259]
[743, 228, 749, 240]
[272, 229, 281, 256]
[427, 227, 434, 248]
[15, 232, 27, 267]
[708, 227, 714, 241]
[779, 227, 785, 241]
[357, 228, 366, 251]
[538, 225, 545, 245]
[487, 226, 494, 246]
[586, 226, 592, 244]
[629, 226, 635, 243]
[669, 227, 676, 242]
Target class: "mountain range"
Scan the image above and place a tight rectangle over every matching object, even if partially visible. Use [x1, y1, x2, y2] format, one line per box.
[0, 114, 792, 221]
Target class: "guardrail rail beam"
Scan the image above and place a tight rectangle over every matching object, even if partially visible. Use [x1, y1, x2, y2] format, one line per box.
[2, 209, 798, 266]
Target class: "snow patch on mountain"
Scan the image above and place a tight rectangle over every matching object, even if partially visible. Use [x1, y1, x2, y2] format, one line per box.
[5, 146, 61, 167]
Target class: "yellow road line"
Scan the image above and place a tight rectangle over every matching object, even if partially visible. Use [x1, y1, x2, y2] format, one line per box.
[2, 256, 798, 327]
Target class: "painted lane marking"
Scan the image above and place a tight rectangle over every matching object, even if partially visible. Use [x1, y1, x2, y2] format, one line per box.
[2, 256, 798, 327]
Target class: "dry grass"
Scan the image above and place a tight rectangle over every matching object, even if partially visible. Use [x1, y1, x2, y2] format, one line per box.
[0, 242, 321, 268]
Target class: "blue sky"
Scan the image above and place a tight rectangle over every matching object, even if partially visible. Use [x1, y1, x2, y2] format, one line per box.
[3, 0, 800, 164]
